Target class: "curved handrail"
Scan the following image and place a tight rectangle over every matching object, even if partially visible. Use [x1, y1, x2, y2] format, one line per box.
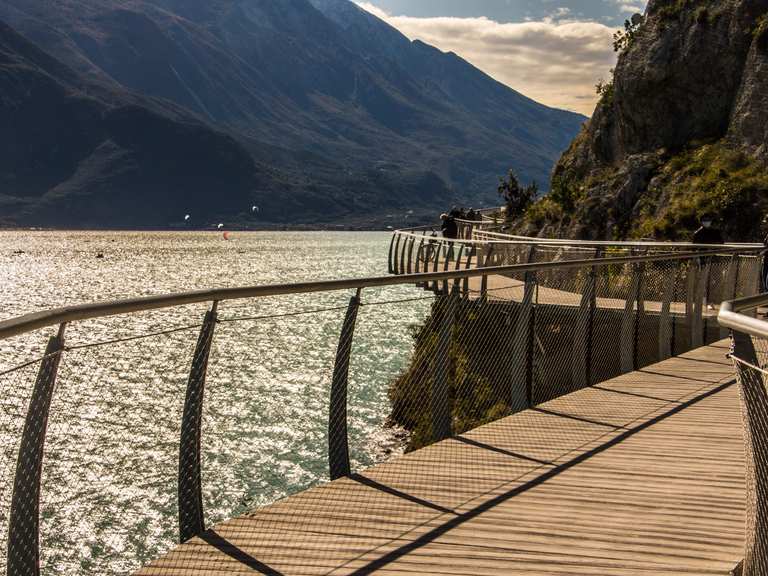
[718, 294, 768, 576]
[718, 293, 768, 339]
[390, 228, 765, 257]
[1, 247, 758, 342]
[474, 229, 763, 251]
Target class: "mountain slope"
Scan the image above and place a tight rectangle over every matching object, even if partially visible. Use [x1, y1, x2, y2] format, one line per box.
[0, 0, 585, 226]
[520, 0, 768, 242]
[0, 18, 266, 227]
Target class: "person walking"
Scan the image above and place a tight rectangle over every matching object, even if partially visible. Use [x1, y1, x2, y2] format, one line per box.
[692, 214, 724, 245]
[441, 213, 458, 261]
[441, 213, 458, 240]
[692, 214, 724, 320]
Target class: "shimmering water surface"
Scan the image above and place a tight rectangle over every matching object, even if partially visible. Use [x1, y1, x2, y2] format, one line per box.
[0, 231, 433, 575]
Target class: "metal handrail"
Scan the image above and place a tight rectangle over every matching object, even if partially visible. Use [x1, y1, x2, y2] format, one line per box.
[718, 295, 768, 576]
[393, 226, 763, 251]
[474, 229, 763, 251]
[1, 247, 761, 342]
[718, 294, 768, 339]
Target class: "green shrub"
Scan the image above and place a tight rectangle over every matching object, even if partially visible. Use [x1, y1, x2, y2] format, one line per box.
[631, 142, 768, 241]
[613, 16, 643, 52]
[388, 300, 521, 452]
[754, 14, 768, 42]
[498, 170, 537, 218]
[525, 196, 564, 228]
[655, 0, 693, 21]
[595, 78, 615, 105]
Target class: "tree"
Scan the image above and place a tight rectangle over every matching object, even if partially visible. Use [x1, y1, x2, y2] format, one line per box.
[498, 171, 537, 217]
[613, 14, 643, 53]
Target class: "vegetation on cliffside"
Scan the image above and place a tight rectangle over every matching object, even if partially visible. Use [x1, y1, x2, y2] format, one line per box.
[633, 142, 768, 240]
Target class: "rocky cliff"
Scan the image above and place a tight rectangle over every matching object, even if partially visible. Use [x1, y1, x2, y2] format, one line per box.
[527, 0, 768, 242]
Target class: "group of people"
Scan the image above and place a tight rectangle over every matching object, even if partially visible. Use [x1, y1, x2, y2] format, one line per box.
[439, 207, 483, 240]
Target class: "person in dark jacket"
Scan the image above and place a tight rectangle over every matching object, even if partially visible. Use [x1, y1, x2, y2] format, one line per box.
[440, 213, 458, 260]
[441, 213, 458, 239]
[692, 215, 725, 245]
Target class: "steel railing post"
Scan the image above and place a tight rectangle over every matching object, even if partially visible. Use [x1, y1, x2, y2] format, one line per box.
[392, 233, 402, 275]
[721, 255, 741, 339]
[406, 236, 415, 275]
[7, 323, 66, 576]
[511, 268, 536, 410]
[587, 249, 602, 384]
[634, 263, 646, 369]
[572, 248, 601, 389]
[452, 244, 466, 292]
[400, 235, 409, 277]
[685, 262, 697, 352]
[432, 286, 458, 442]
[658, 264, 676, 361]
[329, 289, 362, 480]
[430, 239, 442, 293]
[387, 233, 396, 274]
[480, 245, 495, 301]
[442, 242, 455, 295]
[689, 260, 707, 348]
[463, 245, 477, 298]
[178, 303, 218, 543]
[620, 262, 644, 373]
[700, 259, 713, 344]
[526, 290, 536, 408]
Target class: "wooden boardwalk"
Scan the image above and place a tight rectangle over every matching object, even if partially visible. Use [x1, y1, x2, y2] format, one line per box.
[137, 341, 745, 575]
[462, 274, 718, 318]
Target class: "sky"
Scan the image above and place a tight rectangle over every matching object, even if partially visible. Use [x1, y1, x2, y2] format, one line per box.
[355, 1, 649, 115]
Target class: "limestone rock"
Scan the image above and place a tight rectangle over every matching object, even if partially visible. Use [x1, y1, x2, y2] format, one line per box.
[547, 0, 768, 241]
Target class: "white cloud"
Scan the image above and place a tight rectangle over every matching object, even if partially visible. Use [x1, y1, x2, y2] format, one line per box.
[610, 0, 648, 15]
[356, 2, 620, 116]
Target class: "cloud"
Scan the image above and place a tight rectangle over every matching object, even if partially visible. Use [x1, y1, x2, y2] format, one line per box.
[612, 0, 647, 15]
[356, 2, 620, 116]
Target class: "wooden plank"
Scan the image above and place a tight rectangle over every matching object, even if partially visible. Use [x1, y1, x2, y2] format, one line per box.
[135, 341, 745, 576]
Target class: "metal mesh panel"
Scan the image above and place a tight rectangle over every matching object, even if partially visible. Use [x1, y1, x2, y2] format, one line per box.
[731, 331, 768, 576]
[202, 298, 346, 526]
[0, 356, 44, 576]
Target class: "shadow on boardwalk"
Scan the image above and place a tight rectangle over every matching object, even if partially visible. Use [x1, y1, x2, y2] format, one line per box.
[138, 341, 745, 576]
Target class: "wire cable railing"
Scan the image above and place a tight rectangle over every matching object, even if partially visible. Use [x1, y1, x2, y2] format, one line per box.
[0, 243, 764, 575]
[718, 293, 768, 576]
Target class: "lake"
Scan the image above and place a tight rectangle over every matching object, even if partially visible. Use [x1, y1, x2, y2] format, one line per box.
[0, 231, 433, 575]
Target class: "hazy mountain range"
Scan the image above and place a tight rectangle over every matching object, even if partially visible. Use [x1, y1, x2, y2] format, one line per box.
[0, 0, 586, 227]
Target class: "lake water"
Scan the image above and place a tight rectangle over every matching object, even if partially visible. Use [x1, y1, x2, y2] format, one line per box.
[0, 231, 433, 575]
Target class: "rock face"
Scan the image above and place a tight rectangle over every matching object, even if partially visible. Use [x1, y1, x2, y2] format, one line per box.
[546, 0, 768, 241]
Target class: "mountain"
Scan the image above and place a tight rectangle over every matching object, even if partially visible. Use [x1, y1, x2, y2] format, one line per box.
[0, 0, 586, 227]
[0, 19, 271, 228]
[518, 0, 768, 242]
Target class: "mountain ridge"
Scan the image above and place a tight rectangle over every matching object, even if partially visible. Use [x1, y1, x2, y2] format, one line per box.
[0, 0, 586, 227]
